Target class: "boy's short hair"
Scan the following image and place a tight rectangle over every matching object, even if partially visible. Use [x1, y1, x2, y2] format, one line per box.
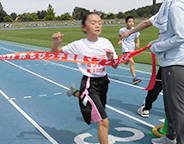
[125, 16, 134, 23]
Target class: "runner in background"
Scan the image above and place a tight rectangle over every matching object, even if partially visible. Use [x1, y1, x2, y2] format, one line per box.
[118, 16, 142, 84]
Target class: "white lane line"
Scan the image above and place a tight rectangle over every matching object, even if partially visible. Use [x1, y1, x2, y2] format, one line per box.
[39, 94, 47, 97]
[23, 96, 32, 99]
[10, 98, 16, 100]
[110, 78, 145, 89]
[159, 119, 165, 123]
[5, 60, 69, 90]
[4, 60, 156, 128]
[54, 92, 62, 95]
[110, 78, 163, 95]
[0, 47, 16, 53]
[106, 105, 155, 128]
[0, 89, 59, 144]
[42, 60, 80, 72]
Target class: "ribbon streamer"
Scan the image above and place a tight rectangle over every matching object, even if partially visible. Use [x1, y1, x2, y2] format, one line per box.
[143, 52, 156, 90]
[0, 46, 156, 90]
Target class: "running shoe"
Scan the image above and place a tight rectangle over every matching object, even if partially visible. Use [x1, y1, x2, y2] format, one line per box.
[133, 77, 142, 84]
[67, 83, 78, 96]
[137, 107, 149, 118]
[152, 135, 176, 144]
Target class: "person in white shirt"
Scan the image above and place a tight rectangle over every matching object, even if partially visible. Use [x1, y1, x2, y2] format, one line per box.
[51, 12, 118, 144]
[122, 0, 184, 144]
[118, 16, 142, 84]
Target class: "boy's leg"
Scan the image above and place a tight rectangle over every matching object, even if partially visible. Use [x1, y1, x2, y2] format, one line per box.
[67, 83, 79, 98]
[124, 59, 129, 65]
[129, 58, 136, 77]
[73, 91, 79, 98]
[98, 118, 109, 144]
[129, 58, 142, 84]
[123, 52, 130, 65]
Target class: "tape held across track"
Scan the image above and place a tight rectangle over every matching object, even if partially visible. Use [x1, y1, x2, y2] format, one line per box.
[0, 46, 156, 90]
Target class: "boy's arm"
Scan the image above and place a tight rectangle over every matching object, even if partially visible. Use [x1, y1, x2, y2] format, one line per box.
[51, 32, 64, 52]
[118, 34, 122, 46]
[136, 37, 140, 48]
[119, 34, 122, 40]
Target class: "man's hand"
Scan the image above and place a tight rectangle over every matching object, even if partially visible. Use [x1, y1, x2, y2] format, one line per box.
[121, 31, 131, 41]
[147, 41, 155, 47]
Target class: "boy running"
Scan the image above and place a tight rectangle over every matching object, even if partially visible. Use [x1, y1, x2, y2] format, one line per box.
[118, 16, 141, 84]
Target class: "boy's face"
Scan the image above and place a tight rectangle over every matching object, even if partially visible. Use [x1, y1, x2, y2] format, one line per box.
[126, 18, 134, 29]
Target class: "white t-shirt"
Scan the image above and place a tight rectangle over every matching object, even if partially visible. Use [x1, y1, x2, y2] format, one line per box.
[62, 37, 118, 77]
[119, 27, 140, 52]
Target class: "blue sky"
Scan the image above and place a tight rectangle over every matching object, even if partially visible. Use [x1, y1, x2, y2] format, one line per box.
[1, 0, 164, 16]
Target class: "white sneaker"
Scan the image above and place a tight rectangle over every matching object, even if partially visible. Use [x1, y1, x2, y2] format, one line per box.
[137, 107, 149, 118]
[66, 83, 78, 96]
[152, 135, 176, 144]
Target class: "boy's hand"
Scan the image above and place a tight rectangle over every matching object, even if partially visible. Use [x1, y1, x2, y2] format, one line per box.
[105, 49, 114, 60]
[136, 43, 140, 48]
[52, 32, 63, 46]
[118, 40, 122, 46]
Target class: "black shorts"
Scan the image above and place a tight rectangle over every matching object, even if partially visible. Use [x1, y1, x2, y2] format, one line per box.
[123, 52, 130, 55]
[79, 75, 110, 124]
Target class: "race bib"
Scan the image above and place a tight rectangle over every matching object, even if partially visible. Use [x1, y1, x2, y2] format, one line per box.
[87, 64, 105, 73]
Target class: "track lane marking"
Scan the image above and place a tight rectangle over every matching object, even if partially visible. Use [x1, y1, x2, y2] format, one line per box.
[0, 89, 59, 144]
[4, 60, 69, 90]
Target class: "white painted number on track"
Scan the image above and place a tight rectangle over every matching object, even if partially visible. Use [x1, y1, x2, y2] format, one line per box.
[74, 127, 144, 144]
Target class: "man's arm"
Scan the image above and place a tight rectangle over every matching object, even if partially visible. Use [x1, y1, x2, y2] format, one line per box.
[121, 19, 152, 40]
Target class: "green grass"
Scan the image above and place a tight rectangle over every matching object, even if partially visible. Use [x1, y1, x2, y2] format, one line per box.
[0, 25, 159, 65]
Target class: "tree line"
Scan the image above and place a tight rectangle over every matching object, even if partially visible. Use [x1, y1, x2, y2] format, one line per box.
[0, 2, 162, 22]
